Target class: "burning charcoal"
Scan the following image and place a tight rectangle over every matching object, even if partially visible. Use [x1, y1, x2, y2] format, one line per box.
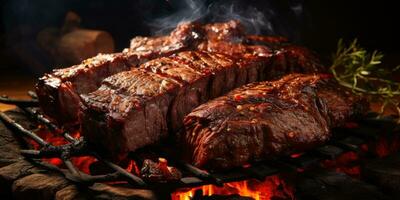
[140, 158, 182, 182]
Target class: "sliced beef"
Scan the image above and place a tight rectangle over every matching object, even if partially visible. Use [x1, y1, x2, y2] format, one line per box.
[81, 68, 181, 159]
[183, 74, 368, 170]
[129, 20, 246, 52]
[128, 21, 202, 59]
[80, 51, 270, 159]
[35, 53, 133, 125]
[202, 20, 245, 42]
[37, 20, 323, 127]
[269, 45, 326, 78]
[193, 21, 325, 75]
[35, 22, 202, 126]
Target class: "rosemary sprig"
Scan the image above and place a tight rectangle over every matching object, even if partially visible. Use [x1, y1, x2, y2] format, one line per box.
[330, 39, 400, 118]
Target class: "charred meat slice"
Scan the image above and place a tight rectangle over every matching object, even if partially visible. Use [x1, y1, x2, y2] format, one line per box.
[129, 21, 202, 58]
[80, 51, 270, 159]
[80, 68, 181, 160]
[35, 22, 203, 126]
[183, 74, 368, 170]
[35, 53, 132, 126]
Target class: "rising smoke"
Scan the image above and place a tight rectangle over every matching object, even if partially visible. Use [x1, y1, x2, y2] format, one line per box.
[146, 0, 307, 42]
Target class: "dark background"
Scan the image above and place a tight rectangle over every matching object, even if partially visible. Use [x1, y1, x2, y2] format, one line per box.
[0, 0, 399, 76]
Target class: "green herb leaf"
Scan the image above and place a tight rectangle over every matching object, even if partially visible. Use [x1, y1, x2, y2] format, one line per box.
[330, 39, 400, 119]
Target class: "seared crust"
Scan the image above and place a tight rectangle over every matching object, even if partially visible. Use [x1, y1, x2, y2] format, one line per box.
[183, 74, 368, 169]
[80, 50, 269, 159]
[36, 53, 131, 125]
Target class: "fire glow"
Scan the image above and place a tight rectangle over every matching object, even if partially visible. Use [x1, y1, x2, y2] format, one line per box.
[28, 127, 137, 175]
[321, 130, 400, 178]
[171, 175, 294, 200]
[26, 119, 400, 199]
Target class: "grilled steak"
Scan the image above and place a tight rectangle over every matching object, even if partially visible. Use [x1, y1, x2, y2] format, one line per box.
[183, 74, 368, 170]
[35, 22, 203, 126]
[37, 20, 323, 127]
[80, 50, 277, 158]
[128, 21, 202, 58]
[36, 53, 133, 125]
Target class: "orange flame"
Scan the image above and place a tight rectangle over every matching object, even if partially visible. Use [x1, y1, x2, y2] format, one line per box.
[171, 176, 294, 200]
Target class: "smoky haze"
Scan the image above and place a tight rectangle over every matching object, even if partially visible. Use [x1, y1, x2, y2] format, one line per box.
[146, 0, 307, 42]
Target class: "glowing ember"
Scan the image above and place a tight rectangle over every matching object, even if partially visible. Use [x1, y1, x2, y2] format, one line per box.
[43, 158, 63, 166]
[71, 156, 97, 174]
[28, 127, 67, 149]
[322, 151, 361, 178]
[322, 132, 400, 178]
[27, 126, 139, 176]
[171, 175, 294, 200]
[126, 159, 140, 175]
[290, 153, 303, 158]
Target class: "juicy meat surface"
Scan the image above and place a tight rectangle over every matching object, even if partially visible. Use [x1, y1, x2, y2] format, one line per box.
[129, 21, 202, 58]
[80, 51, 271, 159]
[183, 74, 368, 170]
[35, 22, 203, 126]
[36, 53, 133, 125]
